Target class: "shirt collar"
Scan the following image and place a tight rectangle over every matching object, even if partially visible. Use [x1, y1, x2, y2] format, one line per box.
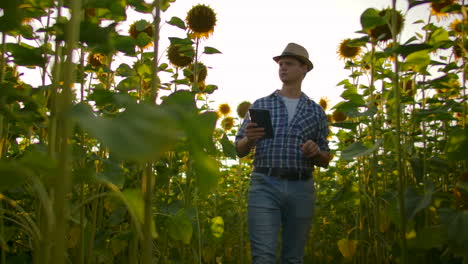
[270, 90, 311, 105]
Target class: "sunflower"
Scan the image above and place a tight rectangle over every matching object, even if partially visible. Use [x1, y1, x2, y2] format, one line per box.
[332, 111, 347, 122]
[129, 20, 153, 49]
[369, 9, 404, 42]
[221, 117, 235, 131]
[236, 101, 251, 118]
[450, 19, 464, 35]
[431, 0, 457, 20]
[319, 97, 329, 110]
[186, 62, 208, 83]
[218, 103, 231, 116]
[453, 38, 468, 60]
[87, 52, 107, 68]
[186, 4, 217, 39]
[167, 43, 194, 68]
[337, 39, 361, 60]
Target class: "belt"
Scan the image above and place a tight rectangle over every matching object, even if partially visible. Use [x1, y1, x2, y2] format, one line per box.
[253, 167, 313, 181]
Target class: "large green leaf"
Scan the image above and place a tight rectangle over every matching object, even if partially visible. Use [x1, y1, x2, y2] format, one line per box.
[341, 139, 382, 160]
[121, 189, 156, 238]
[220, 133, 237, 159]
[167, 16, 186, 29]
[446, 127, 468, 161]
[72, 101, 181, 162]
[6, 43, 46, 67]
[167, 211, 193, 244]
[0, 161, 29, 192]
[360, 8, 386, 32]
[438, 208, 468, 244]
[403, 50, 430, 73]
[407, 225, 446, 250]
[404, 182, 435, 220]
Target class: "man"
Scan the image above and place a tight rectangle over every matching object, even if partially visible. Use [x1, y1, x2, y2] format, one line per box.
[235, 43, 331, 263]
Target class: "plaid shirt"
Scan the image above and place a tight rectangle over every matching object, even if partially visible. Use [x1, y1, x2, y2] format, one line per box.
[236, 90, 330, 170]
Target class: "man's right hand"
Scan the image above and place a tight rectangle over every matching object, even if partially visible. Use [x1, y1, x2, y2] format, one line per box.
[245, 122, 266, 143]
[236, 122, 265, 158]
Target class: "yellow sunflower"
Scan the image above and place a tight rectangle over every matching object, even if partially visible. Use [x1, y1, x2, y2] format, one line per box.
[431, 0, 457, 20]
[337, 39, 361, 60]
[221, 116, 235, 131]
[218, 103, 231, 116]
[319, 97, 329, 110]
[87, 52, 107, 68]
[236, 101, 252, 118]
[186, 4, 217, 39]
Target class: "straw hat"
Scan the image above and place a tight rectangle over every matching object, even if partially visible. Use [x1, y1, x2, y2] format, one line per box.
[273, 43, 313, 72]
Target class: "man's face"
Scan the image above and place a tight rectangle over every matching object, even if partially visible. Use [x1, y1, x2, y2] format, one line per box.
[277, 56, 307, 83]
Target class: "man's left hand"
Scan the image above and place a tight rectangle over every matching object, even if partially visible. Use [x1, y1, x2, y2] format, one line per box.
[300, 140, 320, 158]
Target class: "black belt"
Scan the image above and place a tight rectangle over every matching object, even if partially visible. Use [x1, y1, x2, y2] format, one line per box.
[253, 167, 313, 181]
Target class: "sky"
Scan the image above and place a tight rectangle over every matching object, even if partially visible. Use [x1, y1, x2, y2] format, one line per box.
[146, 0, 437, 115]
[14, 0, 449, 116]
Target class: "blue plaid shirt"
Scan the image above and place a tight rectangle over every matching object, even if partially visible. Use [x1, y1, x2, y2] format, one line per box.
[236, 90, 330, 170]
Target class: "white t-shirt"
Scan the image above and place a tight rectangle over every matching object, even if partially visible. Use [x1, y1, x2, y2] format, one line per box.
[280, 96, 300, 124]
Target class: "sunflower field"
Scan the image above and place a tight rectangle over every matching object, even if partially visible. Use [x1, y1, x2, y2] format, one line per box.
[0, 0, 467, 264]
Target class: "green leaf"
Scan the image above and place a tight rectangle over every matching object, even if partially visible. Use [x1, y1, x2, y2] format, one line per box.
[6, 43, 46, 67]
[360, 8, 386, 32]
[116, 63, 136, 77]
[167, 16, 186, 29]
[114, 35, 136, 56]
[167, 211, 193, 244]
[341, 139, 382, 160]
[136, 32, 152, 48]
[446, 127, 468, 160]
[193, 152, 220, 196]
[331, 122, 359, 130]
[428, 28, 450, 47]
[438, 208, 468, 244]
[404, 182, 435, 220]
[220, 133, 237, 159]
[403, 50, 430, 73]
[204, 46, 222, 54]
[0, 161, 29, 192]
[122, 189, 156, 238]
[71, 102, 181, 162]
[407, 225, 446, 250]
[96, 159, 125, 188]
[396, 43, 433, 58]
[116, 76, 140, 91]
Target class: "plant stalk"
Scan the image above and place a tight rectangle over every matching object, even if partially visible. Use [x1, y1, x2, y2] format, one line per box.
[391, 1, 408, 263]
[52, 0, 82, 263]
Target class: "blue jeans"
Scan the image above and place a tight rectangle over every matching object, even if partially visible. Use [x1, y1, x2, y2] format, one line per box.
[247, 172, 315, 264]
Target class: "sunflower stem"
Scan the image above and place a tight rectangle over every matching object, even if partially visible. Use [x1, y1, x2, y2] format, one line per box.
[391, 1, 408, 263]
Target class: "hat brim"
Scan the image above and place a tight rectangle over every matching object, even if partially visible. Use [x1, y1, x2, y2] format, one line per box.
[273, 54, 314, 72]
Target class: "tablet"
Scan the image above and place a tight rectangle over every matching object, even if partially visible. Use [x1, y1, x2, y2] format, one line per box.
[249, 108, 274, 139]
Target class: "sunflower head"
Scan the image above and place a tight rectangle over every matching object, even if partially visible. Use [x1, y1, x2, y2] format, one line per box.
[319, 97, 329, 110]
[87, 52, 107, 68]
[453, 38, 468, 60]
[236, 101, 252, 118]
[431, 0, 457, 19]
[221, 116, 235, 131]
[218, 103, 231, 116]
[450, 19, 467, 35]
[332, 111, 347, 122]
[129, 20, 153, 39]
[337, 39, 361, 60]
[185, 62, 208, 83]
[186, 4, 217, 39]
[167, 43, 194, 68]
[369, 9, 404, 42]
